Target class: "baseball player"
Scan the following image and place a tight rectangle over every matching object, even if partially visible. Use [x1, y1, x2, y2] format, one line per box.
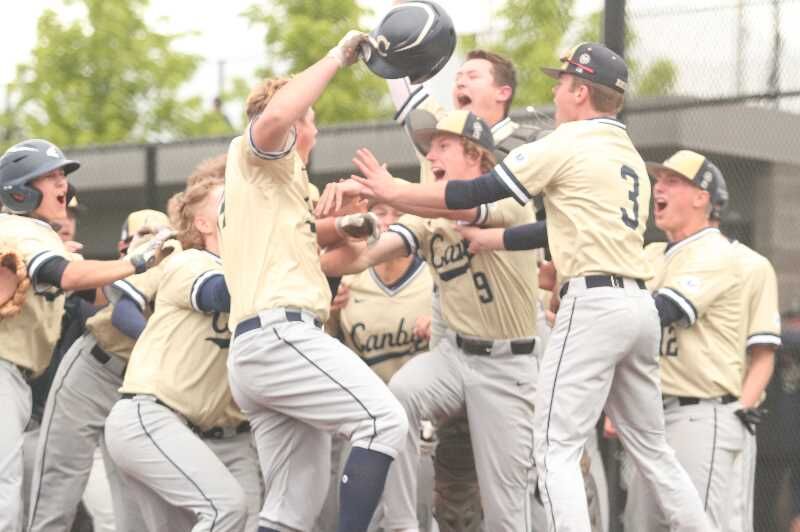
[725, 235, 780, 532]
[0, 139, 170, 532]
[379, 24, 611, 528]
[23, 190, 102, 532]
[322, 201, 436, 532]
[382, 43, 540, 532]
[623, 151, 773, 531]
[104, 177, 262, 532]
[27, 208, 173, 532]
[348, 43, 710, 532]
[219, 31, 408, 532]
[321, 110, 542, 532]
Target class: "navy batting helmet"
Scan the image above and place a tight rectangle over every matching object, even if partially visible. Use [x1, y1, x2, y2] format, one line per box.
[361, 1, 456, 85]
[0, 139, 79, 214]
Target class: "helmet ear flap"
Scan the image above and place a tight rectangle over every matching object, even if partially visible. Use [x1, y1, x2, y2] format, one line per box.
[0, 184, 43, 214]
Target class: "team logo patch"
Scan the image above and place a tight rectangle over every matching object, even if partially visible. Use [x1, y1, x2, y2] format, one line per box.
[46, 146, 61, 158]
[700, 170, 713, 189]
[514, 151, 527, 164]
[676, 276, 702, 294]
[579, 53, 591, 65]
[471, 120, 484, 141]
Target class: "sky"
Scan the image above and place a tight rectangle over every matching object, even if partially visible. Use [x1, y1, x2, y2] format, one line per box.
[1, 0, 799, 121]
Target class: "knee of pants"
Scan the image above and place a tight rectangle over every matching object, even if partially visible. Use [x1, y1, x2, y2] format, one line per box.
[362, 397, 409, 458]
[217, 484, 249, 522]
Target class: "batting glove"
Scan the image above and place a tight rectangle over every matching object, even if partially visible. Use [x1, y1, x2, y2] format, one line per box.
[327, 30, 368, 67]
[336, 212, 380, 245]
[127, 228, 176, 274]
[734, 407, 768, 435]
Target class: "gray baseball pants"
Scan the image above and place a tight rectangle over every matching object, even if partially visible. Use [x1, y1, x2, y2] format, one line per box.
[624, 398, 745, 531]
[381, 329, 539, 532]
[104, 395, 261, 532]
[0, 359, 31, 532]
[27, 333, 142, 532]
[227, 308, 408, 532]
[535, 278, 710, 532]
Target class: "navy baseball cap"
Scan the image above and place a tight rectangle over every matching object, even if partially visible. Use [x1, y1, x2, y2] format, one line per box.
[541, 42, 629, 93]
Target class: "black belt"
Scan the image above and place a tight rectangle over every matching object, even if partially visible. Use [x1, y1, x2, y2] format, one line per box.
[669, 394, 738, 407]
[121, 393, 250, 439]
[559, 275, 646, 298]
[15, 365, 34, 382]
[91, 344, 110, 363]
[456, 334, 536, 356]
[235, 310, 323, 338]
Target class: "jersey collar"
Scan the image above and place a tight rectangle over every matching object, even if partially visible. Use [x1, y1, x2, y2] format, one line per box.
[664, 227, 720, 257]
[588, 116, 626, 130]
[369, 255, 425, 297]
[491, 117, 513, 135]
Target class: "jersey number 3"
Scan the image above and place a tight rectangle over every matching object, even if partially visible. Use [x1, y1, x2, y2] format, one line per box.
[619, 165, 640, 230]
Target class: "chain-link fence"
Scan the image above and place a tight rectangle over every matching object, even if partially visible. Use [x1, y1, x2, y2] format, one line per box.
[620, 2, 800, 531]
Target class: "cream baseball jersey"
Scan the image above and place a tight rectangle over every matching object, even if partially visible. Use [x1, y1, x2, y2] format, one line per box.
[493, 118, 653, 281]
[391, 199, 538, 340]
[336, 256, 433, 382]
[648, 228, 745, 397]
[0, 214, 73, 376]
[220, 125, 331, 329]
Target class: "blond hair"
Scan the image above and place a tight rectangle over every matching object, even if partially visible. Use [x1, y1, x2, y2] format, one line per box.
[186, 153, 226, 187]
[168, 176, 220, 250]
[245, 78, 290, 121]
[459, 137, 496, 173]
[570, 77, 624, 114]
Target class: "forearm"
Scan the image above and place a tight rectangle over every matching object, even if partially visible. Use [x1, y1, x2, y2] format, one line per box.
[503, 221, 548, 251]
[320, 242, 370, 277]
[391, 201, 477, 222]
[61, 260, 136, 292]
[316, 218, 342, 248]
[385, 179, 448, 210]
[740, 346, 776, 407]
[444, 173, 514, 209]
[251, 57, 340, 150]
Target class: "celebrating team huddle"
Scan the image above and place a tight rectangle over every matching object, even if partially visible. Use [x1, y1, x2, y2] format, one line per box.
[0, 2, 781, 532]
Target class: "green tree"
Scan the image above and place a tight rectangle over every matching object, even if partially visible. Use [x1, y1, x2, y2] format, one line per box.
[574, 11, 677, 97]
[8, 0, 233, 148]
[242, 0, 393, 125]
[483, 0, 576, 107]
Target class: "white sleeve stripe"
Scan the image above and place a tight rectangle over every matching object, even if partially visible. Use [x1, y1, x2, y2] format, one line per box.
[27, 250, 59, 279]
[658, 287, 698, 325]
[394, 86, 429, 125]
[112, 280, 147, 311]
[190, 271, 222, 312]
[388, 224, 418, 255]
[747, 334, 782, 347]
[248, 119, 296, 160]
[472, 204, 489, 225]
[492, 163, 531, 206]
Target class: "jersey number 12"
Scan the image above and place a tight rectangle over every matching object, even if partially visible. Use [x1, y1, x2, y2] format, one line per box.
[620, 165, 640, 230]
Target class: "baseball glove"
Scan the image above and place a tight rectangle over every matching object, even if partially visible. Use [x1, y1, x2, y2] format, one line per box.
[336, 212, 380, 245]
[0, 250, 30, 319]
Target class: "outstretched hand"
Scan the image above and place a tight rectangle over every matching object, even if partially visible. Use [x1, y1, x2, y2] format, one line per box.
[350, 148, 398, 204]
[316, 179, 369, 218]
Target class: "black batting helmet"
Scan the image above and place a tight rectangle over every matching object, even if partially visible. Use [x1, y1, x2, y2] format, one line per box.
[361, 1, 456, 85]
[0, 139, 79, 214]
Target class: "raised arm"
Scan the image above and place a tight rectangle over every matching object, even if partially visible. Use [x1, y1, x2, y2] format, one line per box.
[251, 31, 367, 153]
